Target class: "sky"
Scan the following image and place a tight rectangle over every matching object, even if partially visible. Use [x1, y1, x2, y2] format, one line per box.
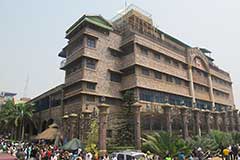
[0, 0, 239, 107]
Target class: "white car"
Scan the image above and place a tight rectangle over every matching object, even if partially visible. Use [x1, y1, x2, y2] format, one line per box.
[111, 151, 146, 160]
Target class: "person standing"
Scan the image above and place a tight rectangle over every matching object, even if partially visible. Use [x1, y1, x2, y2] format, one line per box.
[223, 147, 230, 160]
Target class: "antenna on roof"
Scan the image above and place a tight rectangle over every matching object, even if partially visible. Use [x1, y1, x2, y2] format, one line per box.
[23, 74, 29, 98]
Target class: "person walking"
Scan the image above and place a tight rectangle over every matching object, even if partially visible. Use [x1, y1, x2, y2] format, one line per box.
[223, 147, 230, 160]
[164, 151, 172, 160]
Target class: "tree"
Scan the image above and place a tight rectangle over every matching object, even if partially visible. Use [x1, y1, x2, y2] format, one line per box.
[85, 118, 99, 154]
[114, 90, 135, 146]
[142, 131, 191, 157]
[0, 101, 35, 140]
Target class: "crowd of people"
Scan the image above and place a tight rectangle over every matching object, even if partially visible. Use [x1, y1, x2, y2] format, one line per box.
[0, 138, 104, 160]
[1, 137, 240, 160]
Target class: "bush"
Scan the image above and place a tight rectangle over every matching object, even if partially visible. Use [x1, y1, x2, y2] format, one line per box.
[142, 131, 191, 157]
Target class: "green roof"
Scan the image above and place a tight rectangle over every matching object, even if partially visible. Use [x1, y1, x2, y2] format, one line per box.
[66, 15, 112, 37]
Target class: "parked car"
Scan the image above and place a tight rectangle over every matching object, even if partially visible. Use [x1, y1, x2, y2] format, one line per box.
[110, 151, 146, 160]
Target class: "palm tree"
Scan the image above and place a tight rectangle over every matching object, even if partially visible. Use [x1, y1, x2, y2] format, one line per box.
[0, 101, 35, 140]
[142, 131, 191, 157]
[14, 103, 35, 140]
[0, 100, 16, 136]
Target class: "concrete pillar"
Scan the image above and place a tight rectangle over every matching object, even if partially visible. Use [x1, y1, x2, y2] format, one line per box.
[97, 103, 110, 156]
[208, 74, 215, 109]
[162, 104, 172, 136]
[69, 113, 78, 139]
[188, 65, 196, 105]
[204, 111, 211, 133]
[228, 110, 234, 132]
[212, 112, 220, 130]
[132, 102, 142, 150]
[221, 112, 228, 132]
[180, 107, 189, 139]
[233, 109, 240, 131]
[62, 114, 69, 142]
[234, 110, 240, 131]
[193, 108, 201, 136]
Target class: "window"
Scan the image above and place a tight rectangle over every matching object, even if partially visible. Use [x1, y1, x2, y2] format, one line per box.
[184, 81, 189, 87]
[122, 43, 134, 56]
[166, 75, 173, 82]
[154, 53, 161, 60]
[122, 66, 135, 76]
[71, 38, 83, 54]
[110, 72, 121, 82]
[173, 61, 179, 68]
[165, 57, 171, 64]
[154, 71, 162, 79]
[86, 95, 95, 102]
[182, 64, 188, 70]
[110, 50, 120, 58]
[139, 88, 192, 107]
[142, 68, 150, 76]
[203, 72, 208, 78]
[175, 78, 181, 85]
[86, 58, 97, 69]
[86, 82, 96, 90]
[87, 37, 96, 48]
[141, 47, 148, 56]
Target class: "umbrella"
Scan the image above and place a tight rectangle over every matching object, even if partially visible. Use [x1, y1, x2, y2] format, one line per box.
[35, 124, 59, 140]
[62, 138, 83, 151]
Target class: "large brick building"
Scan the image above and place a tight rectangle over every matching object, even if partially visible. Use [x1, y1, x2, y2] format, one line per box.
[30, 5, 238, 151]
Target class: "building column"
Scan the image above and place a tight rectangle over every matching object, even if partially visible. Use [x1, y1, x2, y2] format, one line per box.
[69, 113, 78, 139]
[221, 112, 228, 132]
[188, 65, 196, 105]
[132, 102, 142, 150]
[204, 111, 211, 133]
[234, 110, 240, 131]
[62, 114, 69, 142]
[97, 103, 110, 156]
[228, 110, 234, 132]
[212, 111, 220, 131]
[162, 104, 172, 136]
[180, 107, 189, 139]
[208, 74, 215, 109]
[193, 108, 201, 136]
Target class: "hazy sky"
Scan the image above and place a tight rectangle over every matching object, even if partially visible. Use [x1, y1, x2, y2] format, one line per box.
[0, 0, 239, 107]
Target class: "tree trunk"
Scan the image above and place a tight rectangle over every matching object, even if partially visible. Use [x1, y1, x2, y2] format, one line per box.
[11, 126, 14, 140]
[21, 120, 25, 141]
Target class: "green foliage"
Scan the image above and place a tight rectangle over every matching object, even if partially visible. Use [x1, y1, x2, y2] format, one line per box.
[85, 118, 98, 153]
[231, 132, 240, 144]
[85, 143, 98, 155]
[187, 130, 234, 155]
[187, 136, 218, 152]
[209, 130, 233, 148]
[114, 90, 136, 146]
[122, 90, 136, 106]
[0, 101, 35, 140]
[107, 146, 135, 153]
[142, 131, 191, 157]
